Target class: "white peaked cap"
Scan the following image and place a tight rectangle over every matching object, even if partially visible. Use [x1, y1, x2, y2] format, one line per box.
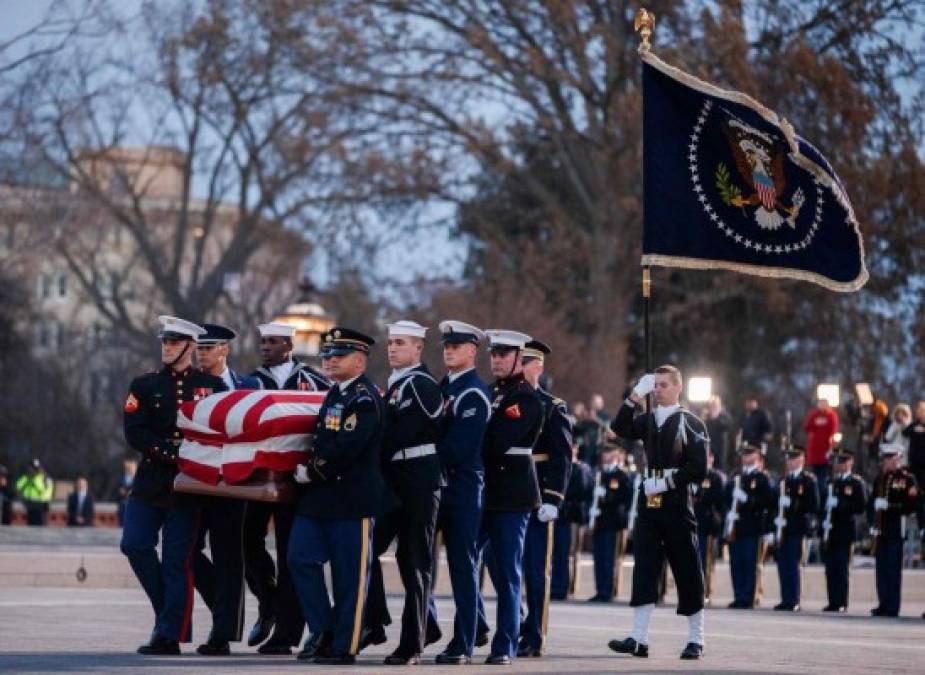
[484, 329, 531, 349]
[386, 320, 428, 339]
[257, 322, 297, 338]
[157, 315, 206, 340]
[438, 320, 486, 342]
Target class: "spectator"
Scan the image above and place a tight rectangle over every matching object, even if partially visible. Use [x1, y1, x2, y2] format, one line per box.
[803, 397, 839, 486]
[573, 402, 605, 465]
[902, 401, 925, 493]
[590, 393, 611, 427]
[15, 459, 54, 526]
[116, 459, 137, 526]
[0, 465, 13, 525]
[67, 477, 95, 527]
[704, 396, 734, 472]
[741, 397, 773, 452]
[882, 404, 912, 454]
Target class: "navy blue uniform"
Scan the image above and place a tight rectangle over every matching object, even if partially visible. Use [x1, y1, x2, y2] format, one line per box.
[550, 459, 593, 599]
[820, 473, 866, 609]
[725, 468, 774, 606]
[243, 359, 329, 646]
[591, 465, 633, 600]
[869, 467, 918, 616]
[774, 470, 819, 608]
[288, 374, 384, 656]
[692, 468, 725, 601]
[520, 389, 572, 651]
[121, 366, 226, 643]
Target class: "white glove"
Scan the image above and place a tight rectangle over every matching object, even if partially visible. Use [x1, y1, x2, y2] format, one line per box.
[294, 464, 311, 484]
[733, 487, 747, 503]
[763, 533, 774, 545]
[773, 517, 786, 529]
[869, 526, 880, 537]
[633, 373, 656, 397]
[726, 511, 739, 522]
[644, 477, 668, 496]
[594, 486, 607, 498]
[826, 496, 839, 509]
[537, 504, 558, 522]
[779, 495, 792, 507]
[589, 507, 601, 518]
[874, 497, 888, 511]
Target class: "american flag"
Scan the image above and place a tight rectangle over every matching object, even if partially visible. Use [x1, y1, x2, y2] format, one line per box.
[176, 390, 326, 485]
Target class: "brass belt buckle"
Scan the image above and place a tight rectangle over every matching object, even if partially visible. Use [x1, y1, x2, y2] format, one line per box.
[646, 494, 662, 509]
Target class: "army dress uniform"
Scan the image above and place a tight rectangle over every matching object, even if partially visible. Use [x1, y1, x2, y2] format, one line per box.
[550, 457, 594, 600]
[590, 461, 633, 601]
[287, 328, 385, 664]
[820, 451, 867, 611]
[121, 316, 226, 652]
[692, 467, 725, 603]
[724, 451, 774, 608]
[773, 451, 819, 611]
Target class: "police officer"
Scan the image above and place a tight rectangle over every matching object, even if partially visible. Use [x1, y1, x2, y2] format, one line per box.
[243, 322, 331, 654]
[362, 321, 444, 665]
[693, 449, 725, 605]
[588, 444, 632, 603]
[429, 321, 492, 665]
[724, 444, 774, 609]
[287, 327, 384, 665]
[550, 441, 593, 600]
[476, 329, 543, 665]
[820, 448, 866, 612]
[121, 316, 226, 654]
[869, 443, 919, 617]
[772, 445, 819, 612]
[607, 366, 708, 661]
[517, 340, 572, 658]
[191, 323, 258, 655]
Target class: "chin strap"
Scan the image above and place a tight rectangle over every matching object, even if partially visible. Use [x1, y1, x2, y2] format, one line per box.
[169, 341, 193, 369]
[507, 349, 522, 379]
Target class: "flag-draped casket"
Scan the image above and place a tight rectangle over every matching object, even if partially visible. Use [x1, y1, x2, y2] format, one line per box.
[172, 390, 326, 501]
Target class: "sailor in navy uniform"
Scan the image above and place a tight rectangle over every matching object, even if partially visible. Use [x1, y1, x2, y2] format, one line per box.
[121, 316, 226, 655]
[821, 449, 867, 612]
[243, 322, 331, 654]
[589, 443, 633, 602]
[475, 330, 543, 665]
[550, 442, 594, 600]
[772, 445, 819, 612]
[288, 327, 385, 665]
[517, 340, 572, 657]
[607, 366, 708, 661]
[429, 321, 492, 665]
[692, 449, 725, 605]
[362, 321, 444, 665]
[187, 323, 258, 655]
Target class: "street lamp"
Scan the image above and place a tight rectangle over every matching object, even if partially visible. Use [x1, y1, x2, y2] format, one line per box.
[272, 279, 335, 360]
[816, 383, 840, 407]
[687, 376, 713, 403]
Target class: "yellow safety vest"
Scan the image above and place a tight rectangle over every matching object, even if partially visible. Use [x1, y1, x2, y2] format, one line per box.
[16, 473, 54, 503]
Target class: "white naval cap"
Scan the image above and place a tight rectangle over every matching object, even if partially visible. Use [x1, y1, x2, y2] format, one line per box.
[438, 320, 485, 345]
[484, 329, 531, 350]
[257, 322, 296, 339]
[157, 315, 206, 341]
[386, 320, 427, 339]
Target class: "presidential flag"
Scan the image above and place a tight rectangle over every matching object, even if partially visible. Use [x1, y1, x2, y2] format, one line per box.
[176, 390, 325, 485]
[641, 51, 867, 291]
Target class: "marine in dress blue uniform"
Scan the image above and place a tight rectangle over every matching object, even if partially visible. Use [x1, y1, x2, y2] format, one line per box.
[517, 340, 573, 657]
[588, 445, 633, 603]
[121, 316, 226, 655]
[287, 327, 384, 665]
[550, 448, 593, 600]
[692, 450, 725, 605]
[772, 445, 819, 612]
[820, 449, 867, 612]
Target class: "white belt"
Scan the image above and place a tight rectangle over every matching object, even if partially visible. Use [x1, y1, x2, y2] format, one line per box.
[505, 447, 533, 457]
[645, 468, 678, 479]
[392, 444, 437, 462]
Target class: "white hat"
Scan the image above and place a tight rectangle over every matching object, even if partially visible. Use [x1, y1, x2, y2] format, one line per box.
[484, 329, 531, 350]
[438, 320, 485, 344]
[257, 322, 296, 339]
[386, 320, 427, 339]
[157, 315, 206, 341]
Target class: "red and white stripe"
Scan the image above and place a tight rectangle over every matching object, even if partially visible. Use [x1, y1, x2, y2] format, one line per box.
[176, 390, 326, 485]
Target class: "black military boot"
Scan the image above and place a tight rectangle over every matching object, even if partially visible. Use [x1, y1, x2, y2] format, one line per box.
[137, 633, 181, 655]
[680, 642, 703, 659]
[607, 636, 648, 657]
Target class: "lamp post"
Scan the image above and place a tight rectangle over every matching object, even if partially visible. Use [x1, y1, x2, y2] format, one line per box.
[271, 279, 335, 361]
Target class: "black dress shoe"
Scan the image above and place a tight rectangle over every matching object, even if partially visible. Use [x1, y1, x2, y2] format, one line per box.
[314, 651, 356, 665]
[257, 634, 292, 655]
[358, 625, 388, 652]
[384, 651, 421, 665]
[475, 631, 489, 648]
[196, 639, 230, 656]
[607, 636, 648, 657]
[516, 644, 542, 657]
[137, 634, 181, 655]
[435, 651, 471, 665]
[871, 607, 898, 617]
[424, 624, 443, 647]
[247, 615, 275, 647]
[680, 642, 703, 660]
[774, 603, 799, 611]
[297, 632, 332, 661]
[485, 653, 511, 665]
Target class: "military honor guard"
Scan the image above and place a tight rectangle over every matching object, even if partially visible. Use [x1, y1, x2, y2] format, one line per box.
[692, 449, 725, 605]
[607, 366, 708, 660]
[287, 327, 384, 665]
[243, 322, 331, 654]
[517, 340, 572, 657]
[190, 323, 258, 655]
[476, 329, 544, 665]
[429, 321, 492, 665]
[362, 321, 445, 665]
[550, 442, 594, 600]
[772, 445, 819, 612]
[121, 316, 226, 654]
[724, 444, 774, 609]
[587, 443, 633, 602]
[869, 443, 919, 617]
[820, 448, 867, 612]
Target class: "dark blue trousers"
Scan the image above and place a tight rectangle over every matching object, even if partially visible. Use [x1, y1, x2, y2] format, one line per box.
[521, 513, 554, 649]
[549, 520, 572, 598]
[120, 498, 200, 642]
[478, 511, 529, 658]
[875, 538, 903, 614]
[776, 534, 804, 606]
[729, 536, 758, 605]
[823, 539, 852, 608]
[287, 515, 373, 655]
[592, 529, 617, 599]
